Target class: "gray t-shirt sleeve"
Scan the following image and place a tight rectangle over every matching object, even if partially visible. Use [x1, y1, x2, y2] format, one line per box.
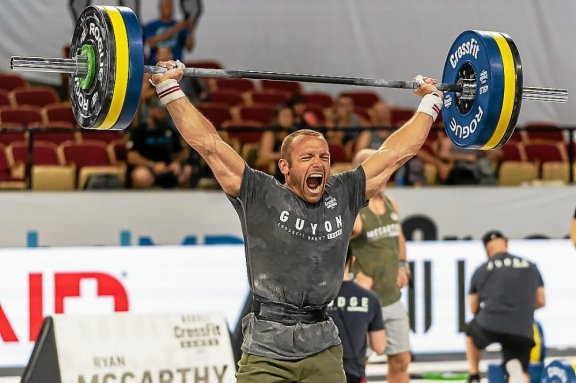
[532, 263, 544, 287]
[469, 267, 482, 294]
[331, 166, 368, 217]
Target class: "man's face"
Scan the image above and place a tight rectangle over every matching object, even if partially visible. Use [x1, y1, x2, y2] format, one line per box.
[280, 135, 331, 204]
[336, 96, 354, 117]
[160, 0, 173, 20]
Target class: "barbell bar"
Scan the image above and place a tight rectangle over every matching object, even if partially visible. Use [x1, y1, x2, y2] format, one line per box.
[9, 5, 569, 150]
[11, 57, 567, 101]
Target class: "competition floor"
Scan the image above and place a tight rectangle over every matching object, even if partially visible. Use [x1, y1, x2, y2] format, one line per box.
[2, 350, 574, 382]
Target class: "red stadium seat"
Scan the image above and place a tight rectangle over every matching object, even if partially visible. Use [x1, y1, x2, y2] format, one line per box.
[42, 102, 77, 126]
[215, 78, 256, 93]
[60, 141, 113, 169]
[0, 106, 43, 127]
[521, 142, 567, 173]
[196, 102, 234, 129]
[523, 122, 565, 143]
[8, 141, 61, 166]
[0, 128, 27, 147]
[80, 130, 124, 144]
[328, 143, 349, 164]
[500, 140, 526, 163]
[339, 91, 380, 108]
[248, 90, 291, 107]
[260, 80, 302, 94]
[28, 125, 77, 145]
[238, 104, 276, 125]
[0, 90, 11, 107]
[222, 120, 265, 147]
[9, 87, 59, 108]
[0, 74, 27, 92]
[302, 92, 333, 108]
[208, 89, 245, 107]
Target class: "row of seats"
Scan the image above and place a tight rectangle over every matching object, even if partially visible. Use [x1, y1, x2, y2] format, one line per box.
[0, 140, 126, 190]
[0, 102, 76, 128]
[0, 128, 125, 147]
[0, 86, 60, 108]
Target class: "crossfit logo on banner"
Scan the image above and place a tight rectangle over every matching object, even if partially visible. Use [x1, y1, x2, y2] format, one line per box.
[0, 272, 129, 343]
[174, 314, 223, 348]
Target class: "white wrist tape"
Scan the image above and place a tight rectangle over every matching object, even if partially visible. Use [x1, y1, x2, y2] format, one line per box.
[417, 93, 443, 121]
[156, 79, 186, 105]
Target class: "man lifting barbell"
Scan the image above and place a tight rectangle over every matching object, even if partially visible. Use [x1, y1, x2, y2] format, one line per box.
[149, 58, 442, 382]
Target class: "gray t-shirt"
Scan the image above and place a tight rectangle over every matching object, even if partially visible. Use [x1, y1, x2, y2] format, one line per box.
[228, 165, 367, 360]
[469, 252, 544, 339]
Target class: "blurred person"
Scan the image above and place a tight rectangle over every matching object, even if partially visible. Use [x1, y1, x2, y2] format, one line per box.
[144, 0, 195, 65]
[256, 105, 296, 182]
[149, 61, 442, 383]
[437, 132, 499, 185]
[326, 95, 370, 158]
[126, 101, 191, 189]
[349, 148, 412, 383]
[465, 231, 545, 383]
[286, 94, 320, 128]
[328, 246, 386, 383]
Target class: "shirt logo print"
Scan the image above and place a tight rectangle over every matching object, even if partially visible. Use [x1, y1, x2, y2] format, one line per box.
[325, 196, 338, 209]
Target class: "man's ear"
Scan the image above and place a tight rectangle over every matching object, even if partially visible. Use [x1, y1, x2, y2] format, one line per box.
[279, 158, 289, 175]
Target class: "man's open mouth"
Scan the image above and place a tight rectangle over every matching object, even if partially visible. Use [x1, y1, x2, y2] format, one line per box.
[306, 173, 323, 192]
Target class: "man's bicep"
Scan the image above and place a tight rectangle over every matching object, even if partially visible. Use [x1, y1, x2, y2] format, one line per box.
[203, 142, 246, 197]
[361, 149, 397, 199]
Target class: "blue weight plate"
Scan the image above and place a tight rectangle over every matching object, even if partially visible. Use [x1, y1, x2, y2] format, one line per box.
[442, 30, 505, 149]
[113, 6, 144, 131]
[492, 32, 523, 149]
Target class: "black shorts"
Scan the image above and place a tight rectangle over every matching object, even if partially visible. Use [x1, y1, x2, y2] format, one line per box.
[465, 318, 535, 371]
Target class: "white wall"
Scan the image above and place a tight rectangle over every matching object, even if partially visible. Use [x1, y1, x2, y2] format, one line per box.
[0, 0, 574, 125]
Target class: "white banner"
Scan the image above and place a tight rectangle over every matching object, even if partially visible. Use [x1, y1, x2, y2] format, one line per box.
[0, 246, 249, 368]
[53, 312, 236, 383]
[0, 241, 574, 368]
[0, 188, 573, 248]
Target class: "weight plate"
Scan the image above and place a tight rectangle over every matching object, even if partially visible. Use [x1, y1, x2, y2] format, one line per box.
[442, 30, 505, 149]
[69, 6, 116, 130]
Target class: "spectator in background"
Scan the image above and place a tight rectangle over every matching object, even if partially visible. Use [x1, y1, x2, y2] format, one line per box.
[256, 105, 296, 182]
[465, 231, 545, 383]
[144, 0, 195, 65]
[326, 95, 370, 158]
[286, 94, 320, 128]
[355, 101, 394, 152]
[437, 132, 499, 185]
[328, 247, 386, 383]
[349, 149, 412, 383]
[571, 207, 576, 247]
[126, 101, 191, 189]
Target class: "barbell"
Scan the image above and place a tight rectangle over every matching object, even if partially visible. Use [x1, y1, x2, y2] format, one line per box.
[10, 5, 568, 149]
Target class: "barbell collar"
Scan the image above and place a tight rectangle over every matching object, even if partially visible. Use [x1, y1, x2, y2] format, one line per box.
[10, 55, 568, 103]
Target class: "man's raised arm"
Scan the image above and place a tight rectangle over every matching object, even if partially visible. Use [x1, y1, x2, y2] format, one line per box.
[361, 76, 443, 199]
[151, 61, 245, 197]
